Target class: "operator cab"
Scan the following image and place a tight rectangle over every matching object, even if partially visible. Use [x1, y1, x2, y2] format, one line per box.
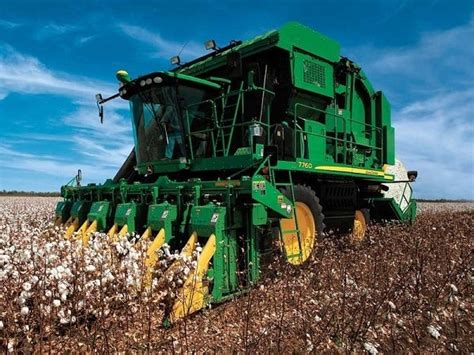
[119, 72, 221, 170]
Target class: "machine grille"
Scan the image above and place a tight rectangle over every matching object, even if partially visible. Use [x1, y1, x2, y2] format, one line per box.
[303, 60, 325, 88]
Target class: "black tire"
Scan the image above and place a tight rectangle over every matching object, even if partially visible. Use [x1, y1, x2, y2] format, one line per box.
[282, 184, 325, 243]
[360, 208, 370, 226]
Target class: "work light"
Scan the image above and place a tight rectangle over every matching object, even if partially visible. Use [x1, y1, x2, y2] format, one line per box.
[170, 55, 181, 65]
[204, 39, 217, 50]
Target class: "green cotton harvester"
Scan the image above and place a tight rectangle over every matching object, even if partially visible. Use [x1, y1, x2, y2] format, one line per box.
[55, 22, 418, 323]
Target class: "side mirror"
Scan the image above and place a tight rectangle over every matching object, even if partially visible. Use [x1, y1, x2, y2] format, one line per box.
[407, 170, 418, 182]
[99, 105, 104, 124]
[95, 92, 120, 123]
[76, 169, 82, 186]
[96, 93, 104, 123]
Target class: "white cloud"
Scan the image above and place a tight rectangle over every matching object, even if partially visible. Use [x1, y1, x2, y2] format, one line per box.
[0, 143, 114, 182]
[119, 24, 205, 60]
[394, 89, 474, 199]
[345, 17, 474, 199]
[0, 44, 117, 102]
[0, 45, 133, 189]
[35, 23, 80, 40]
[62, 107, 133, 168]
[77, 35, 96, 45]
[0, 19, 21, 29]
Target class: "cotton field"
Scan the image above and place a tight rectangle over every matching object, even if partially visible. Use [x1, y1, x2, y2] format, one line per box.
[0, 197, 199, 352]
[1, 197, 473, 352]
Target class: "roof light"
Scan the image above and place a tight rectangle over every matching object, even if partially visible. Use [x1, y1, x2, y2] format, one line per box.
[204, 39, 218, 51]
[170, 55, 181, 65]
[145, 78, 152, 85]
[116, 70, 131, 83]
[153, 76, 163, 84]
[139, 80, 146, 87]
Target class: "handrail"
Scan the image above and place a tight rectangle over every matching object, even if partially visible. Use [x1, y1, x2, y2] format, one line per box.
[183, 84, 276, 158]
[294, 102, 347, 163]
[293, 102, 383, 165]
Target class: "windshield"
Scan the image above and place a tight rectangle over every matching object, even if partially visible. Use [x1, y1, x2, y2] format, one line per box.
[130, 84, 213, 163]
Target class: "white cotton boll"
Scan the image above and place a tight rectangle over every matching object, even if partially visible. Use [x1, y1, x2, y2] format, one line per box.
[61, 292, 67, 301]
[18, 296, 26, 305]
[30, 275, 39, 284]
[20, 290, 31, 300]
[53, 299, 61, 307]
[23, 325, 29, 332]
[21, 306, 29, 315]
[363, 342, 378, 355]
[58, 282, 68, 294]
[449, 284, 458, 294]
[85, 265, 96, 273]
[22, 282, 32, 291]
[0, 320, 3, 329]
[388, 301, 396, 311]
[427, 325, 441, 339]
[45, 290, 52, 298]
[7, 340, 14, 352]
[0, 254, 10, 266]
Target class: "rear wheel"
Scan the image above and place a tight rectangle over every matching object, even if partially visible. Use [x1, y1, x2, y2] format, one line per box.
[350, 208, 370, 244]
[279, 185, 324, 265]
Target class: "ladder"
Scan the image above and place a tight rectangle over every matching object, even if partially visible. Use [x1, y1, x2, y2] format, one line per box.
[215, 82, 244, 156]
[269, 169, 304, 261]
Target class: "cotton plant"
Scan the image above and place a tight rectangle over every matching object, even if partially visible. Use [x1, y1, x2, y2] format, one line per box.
[0, 197, 200, 349]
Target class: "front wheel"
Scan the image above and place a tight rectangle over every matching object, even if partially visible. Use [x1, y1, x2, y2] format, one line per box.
[279, 185, 324, 265]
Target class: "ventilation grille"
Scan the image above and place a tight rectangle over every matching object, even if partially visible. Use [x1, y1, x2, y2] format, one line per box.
[303, 60, 325, 88]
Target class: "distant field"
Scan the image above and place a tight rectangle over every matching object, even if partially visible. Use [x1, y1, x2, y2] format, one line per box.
[1, 197, 472, 352]
[418, 201, 474, 213]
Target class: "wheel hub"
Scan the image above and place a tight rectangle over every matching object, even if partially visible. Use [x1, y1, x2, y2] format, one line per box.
[280, 202, 316, 265]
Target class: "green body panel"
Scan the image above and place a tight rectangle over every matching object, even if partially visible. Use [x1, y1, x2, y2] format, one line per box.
[251, 203, 267, 225]
[55, 201, 72, 223]
[70, 200, 91, 225]
[87, 201, 112, 231]
[251, 175, 292, 218]
[113, 202, 147, 233]
[190, 205, 238, 301]
[293, 50, 334, 97]
[146, 202, 177, 242]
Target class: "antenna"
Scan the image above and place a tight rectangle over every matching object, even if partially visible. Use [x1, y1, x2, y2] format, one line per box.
[177, 41, 189, 57]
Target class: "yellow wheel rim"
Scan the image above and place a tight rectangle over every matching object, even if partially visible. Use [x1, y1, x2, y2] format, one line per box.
[280, 202, 316, 265]
[351, 210, 367, 243]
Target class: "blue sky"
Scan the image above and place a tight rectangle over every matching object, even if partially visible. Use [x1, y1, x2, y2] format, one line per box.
[0, 0, 473, 199]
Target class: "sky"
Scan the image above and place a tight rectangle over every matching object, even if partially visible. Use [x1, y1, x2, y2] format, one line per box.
[0, 0, 473, 199]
